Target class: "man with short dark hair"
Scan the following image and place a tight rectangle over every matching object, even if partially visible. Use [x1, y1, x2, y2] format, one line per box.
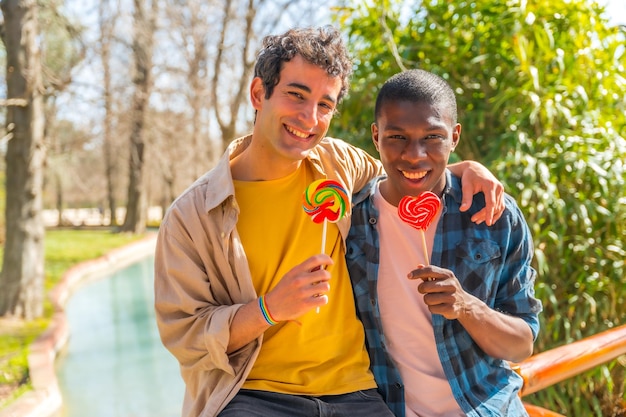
[347, 69, 542, 417]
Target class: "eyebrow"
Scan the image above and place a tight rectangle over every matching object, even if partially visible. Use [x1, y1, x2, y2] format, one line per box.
[384, 123, 444, 130]
[286, 82, 338, 105]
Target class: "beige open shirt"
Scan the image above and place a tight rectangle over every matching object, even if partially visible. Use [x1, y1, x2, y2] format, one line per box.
[154, 135, 382, 417]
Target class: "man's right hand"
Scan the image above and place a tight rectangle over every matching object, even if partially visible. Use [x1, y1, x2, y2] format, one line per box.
[227, 254, 333, 353]
[264, 254, 333, 322]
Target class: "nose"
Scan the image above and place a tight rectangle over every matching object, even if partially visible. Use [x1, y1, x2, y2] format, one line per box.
[402, 139, 427, 162]
[297, 103, 319, 128]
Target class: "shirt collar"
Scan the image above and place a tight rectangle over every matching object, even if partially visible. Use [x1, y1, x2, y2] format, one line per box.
[443, 169, 463, 204]
[203, 135, 251, 212]
[203, 135, 331, 213]
[352, 175, 383, 207]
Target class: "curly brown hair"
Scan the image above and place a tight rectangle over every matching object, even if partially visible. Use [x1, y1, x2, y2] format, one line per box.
[254, 26, 353, 103]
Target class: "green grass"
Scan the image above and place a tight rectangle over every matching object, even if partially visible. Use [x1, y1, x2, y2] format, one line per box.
[0, 319, 47, 406]
[0, 228, 145, 409]
[43, 230, 142, 291]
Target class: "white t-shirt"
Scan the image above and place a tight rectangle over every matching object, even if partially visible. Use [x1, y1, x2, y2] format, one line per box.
[374, 185, 464, 417]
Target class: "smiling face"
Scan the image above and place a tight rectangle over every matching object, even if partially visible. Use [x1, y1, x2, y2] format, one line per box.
[373, 99, 461, 206]
[248, 54, 342, 178]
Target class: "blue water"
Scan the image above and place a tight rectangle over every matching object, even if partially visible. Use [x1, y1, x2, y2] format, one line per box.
[55, 256, 185, 417]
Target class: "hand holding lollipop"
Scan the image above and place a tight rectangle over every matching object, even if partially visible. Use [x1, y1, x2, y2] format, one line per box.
[398, 191, 441, 265]
[302, 179, 349, 312]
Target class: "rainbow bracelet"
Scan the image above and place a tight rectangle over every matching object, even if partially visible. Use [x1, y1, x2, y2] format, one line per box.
[259, 295, 278, 326]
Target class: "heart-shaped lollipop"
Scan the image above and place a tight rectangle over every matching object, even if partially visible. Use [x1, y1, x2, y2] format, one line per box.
[398, 191, 441, 231]
[398, 191, 441, 265]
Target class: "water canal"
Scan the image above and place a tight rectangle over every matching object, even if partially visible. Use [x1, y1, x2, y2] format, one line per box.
[55, 256, 184, 417]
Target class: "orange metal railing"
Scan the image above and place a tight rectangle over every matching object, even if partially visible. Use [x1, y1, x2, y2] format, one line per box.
[512, 323, 626, 416]
[523, 403, 569, 417]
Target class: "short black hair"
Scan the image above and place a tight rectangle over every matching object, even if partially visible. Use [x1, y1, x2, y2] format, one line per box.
[375, 69, 457, 124]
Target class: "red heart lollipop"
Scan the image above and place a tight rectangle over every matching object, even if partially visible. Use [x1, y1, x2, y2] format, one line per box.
[398, 191, 441, 231]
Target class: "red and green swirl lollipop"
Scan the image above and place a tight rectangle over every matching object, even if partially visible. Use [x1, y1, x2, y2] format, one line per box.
[398, 191, 441, 264]
[302, 179, 349, 225]
[302, 179, 349, 313]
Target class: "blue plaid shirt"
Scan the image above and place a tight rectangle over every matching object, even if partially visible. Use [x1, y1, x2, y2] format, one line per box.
[346, 171, 542, 417]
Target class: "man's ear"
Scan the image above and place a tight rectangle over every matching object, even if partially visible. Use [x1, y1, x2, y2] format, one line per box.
[371, 122, 381, 152]
[250, 77, 265, 111]
[451, 123, 461, 150]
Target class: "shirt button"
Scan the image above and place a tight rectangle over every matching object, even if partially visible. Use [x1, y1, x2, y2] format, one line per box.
[370, 298, 376, 306]
[368, 217, 377, 225]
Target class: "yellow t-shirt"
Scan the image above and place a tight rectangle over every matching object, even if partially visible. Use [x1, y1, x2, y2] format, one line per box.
[234, 163, 375, 395]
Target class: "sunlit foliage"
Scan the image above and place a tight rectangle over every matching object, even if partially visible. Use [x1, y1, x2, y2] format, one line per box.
[331, 1, 626, 415]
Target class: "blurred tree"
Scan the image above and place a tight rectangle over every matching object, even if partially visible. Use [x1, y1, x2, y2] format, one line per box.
[163, 0, 213, 180]
[121, 0, 158, 233]
[99, 0, 122, 226]
[40, 3, 86, 226]
[0, 0, 46, 319]
[0, 0, 84, 318]
[46, 120, 94, 225]
[332, 0, 626, 415]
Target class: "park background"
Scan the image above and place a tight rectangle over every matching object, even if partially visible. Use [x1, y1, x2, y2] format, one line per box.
[0, 0, 625, 416]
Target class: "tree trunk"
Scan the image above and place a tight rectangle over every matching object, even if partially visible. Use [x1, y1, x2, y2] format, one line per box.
[100, 0, 119, 227]
[120, 0, 157, 234]
[55, 170, 64, 226]
[0, 0, 46, 319]
[212, 0, 258, 151]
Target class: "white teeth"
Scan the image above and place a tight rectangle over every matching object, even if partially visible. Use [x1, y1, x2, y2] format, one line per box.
[402, 171, 427, 180]
[285, 125, 309, 138]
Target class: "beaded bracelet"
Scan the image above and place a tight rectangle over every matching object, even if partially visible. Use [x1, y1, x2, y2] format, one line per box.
[259, 295, 278, 326]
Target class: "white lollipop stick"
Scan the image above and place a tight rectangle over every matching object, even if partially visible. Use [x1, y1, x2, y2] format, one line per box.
[316, 219, 328, 313]
[421, 230, 429, 265]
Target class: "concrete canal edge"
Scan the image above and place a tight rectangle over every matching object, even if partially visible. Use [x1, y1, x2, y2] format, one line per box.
[0, 233, 158, 417]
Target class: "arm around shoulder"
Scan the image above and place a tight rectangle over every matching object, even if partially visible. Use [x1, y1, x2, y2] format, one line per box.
[448, 160, 505, 225]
